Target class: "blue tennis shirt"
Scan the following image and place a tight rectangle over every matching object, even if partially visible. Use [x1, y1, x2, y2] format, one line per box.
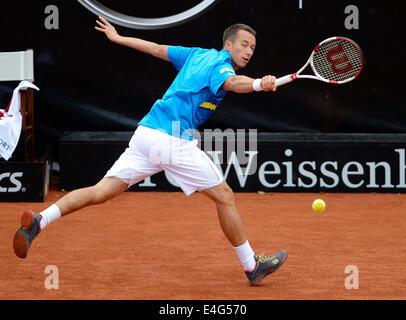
[138, 46, 236, 140]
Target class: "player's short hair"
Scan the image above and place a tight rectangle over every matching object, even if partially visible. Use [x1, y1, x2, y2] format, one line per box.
[222, 23, 257, 46]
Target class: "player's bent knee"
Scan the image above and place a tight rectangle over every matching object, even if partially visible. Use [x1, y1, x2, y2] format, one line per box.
[202, 182, 236, 206]
[90, 177, 127, 204]
[216, 184, 235, 206]
[90, 185, 114, 204]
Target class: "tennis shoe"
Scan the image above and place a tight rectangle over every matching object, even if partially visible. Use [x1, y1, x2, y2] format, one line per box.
[13, 210, 42, 259]
[245, 250, 287, 285]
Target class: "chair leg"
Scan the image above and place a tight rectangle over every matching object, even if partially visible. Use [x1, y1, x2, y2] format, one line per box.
[26, 88, 35, 161]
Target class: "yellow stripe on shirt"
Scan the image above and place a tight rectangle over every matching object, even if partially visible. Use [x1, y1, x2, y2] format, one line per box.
[200, 102, 217, 110]
[220, 67, 235, 74]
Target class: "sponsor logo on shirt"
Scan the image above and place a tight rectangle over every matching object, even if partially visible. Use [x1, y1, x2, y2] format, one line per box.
[220, 68, 235, 74]
[200, 102, 217, 110]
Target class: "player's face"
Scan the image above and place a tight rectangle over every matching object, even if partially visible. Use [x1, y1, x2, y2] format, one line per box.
[226, 30, 256, 70]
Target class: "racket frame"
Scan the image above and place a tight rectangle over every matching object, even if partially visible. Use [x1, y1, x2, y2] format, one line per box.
[274, 36, 364, 87]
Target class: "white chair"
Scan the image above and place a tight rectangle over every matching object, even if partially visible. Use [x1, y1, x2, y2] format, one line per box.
[0, 49, 34, 82]
[0, 49, 36, 161]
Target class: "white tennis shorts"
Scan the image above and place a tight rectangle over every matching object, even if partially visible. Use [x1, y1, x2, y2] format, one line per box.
[105, 125, 224, 195]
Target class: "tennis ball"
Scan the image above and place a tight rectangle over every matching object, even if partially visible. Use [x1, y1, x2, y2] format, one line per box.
[312, 199, 326, 213]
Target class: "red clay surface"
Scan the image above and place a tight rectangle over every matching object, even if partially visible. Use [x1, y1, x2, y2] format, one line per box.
[1, 190, 405, 300]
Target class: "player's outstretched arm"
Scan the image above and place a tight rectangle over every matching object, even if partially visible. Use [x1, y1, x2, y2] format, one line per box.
[223, 75, 277, 93]
[95, 16, 170, 62]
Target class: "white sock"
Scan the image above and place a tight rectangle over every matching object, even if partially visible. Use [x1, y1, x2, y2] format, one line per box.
[39, 204, 61, 230]
[233, 240, 256, 272]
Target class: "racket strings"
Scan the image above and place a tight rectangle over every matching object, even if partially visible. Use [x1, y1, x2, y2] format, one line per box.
[313, 39, 363, 82]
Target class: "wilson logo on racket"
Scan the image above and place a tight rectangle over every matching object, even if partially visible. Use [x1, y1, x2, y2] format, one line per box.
[326, 43, 353, 74]
[274, 36, 364, 87]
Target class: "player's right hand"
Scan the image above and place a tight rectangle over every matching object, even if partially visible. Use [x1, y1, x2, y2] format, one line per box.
[261, 75, 277, 92]
[95, 16, 119, 42]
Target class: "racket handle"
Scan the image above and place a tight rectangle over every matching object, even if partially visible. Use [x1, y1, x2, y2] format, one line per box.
[274, 74, 295, 87]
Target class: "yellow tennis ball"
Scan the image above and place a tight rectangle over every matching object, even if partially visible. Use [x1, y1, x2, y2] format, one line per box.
[312, 199, 326, 213]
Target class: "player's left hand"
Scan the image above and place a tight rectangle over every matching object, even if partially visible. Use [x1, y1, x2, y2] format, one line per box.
[95, 16, 120, 42]
[261, 75, 277, 92]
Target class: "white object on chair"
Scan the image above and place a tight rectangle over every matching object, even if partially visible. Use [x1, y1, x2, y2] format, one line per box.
[0, 82, 39, 161]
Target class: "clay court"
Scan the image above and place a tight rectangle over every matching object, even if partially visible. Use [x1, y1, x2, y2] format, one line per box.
[1, 190, 405, 300]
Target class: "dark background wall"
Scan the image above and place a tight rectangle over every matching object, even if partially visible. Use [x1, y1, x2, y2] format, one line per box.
[0, 0, 404, 158]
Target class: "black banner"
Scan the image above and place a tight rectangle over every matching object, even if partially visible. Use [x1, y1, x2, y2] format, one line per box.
[0, 161, 50, 202]
[0, 0, 404, 157]
[60, 131, 406, 193]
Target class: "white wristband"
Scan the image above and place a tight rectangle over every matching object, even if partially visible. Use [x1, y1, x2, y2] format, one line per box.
[253, 78, 263, 91]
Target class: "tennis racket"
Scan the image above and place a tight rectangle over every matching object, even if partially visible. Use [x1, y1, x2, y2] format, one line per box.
[274, 36, 364, 87]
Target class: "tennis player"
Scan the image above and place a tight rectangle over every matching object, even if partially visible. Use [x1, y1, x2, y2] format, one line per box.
[13, 17, 287, 285]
